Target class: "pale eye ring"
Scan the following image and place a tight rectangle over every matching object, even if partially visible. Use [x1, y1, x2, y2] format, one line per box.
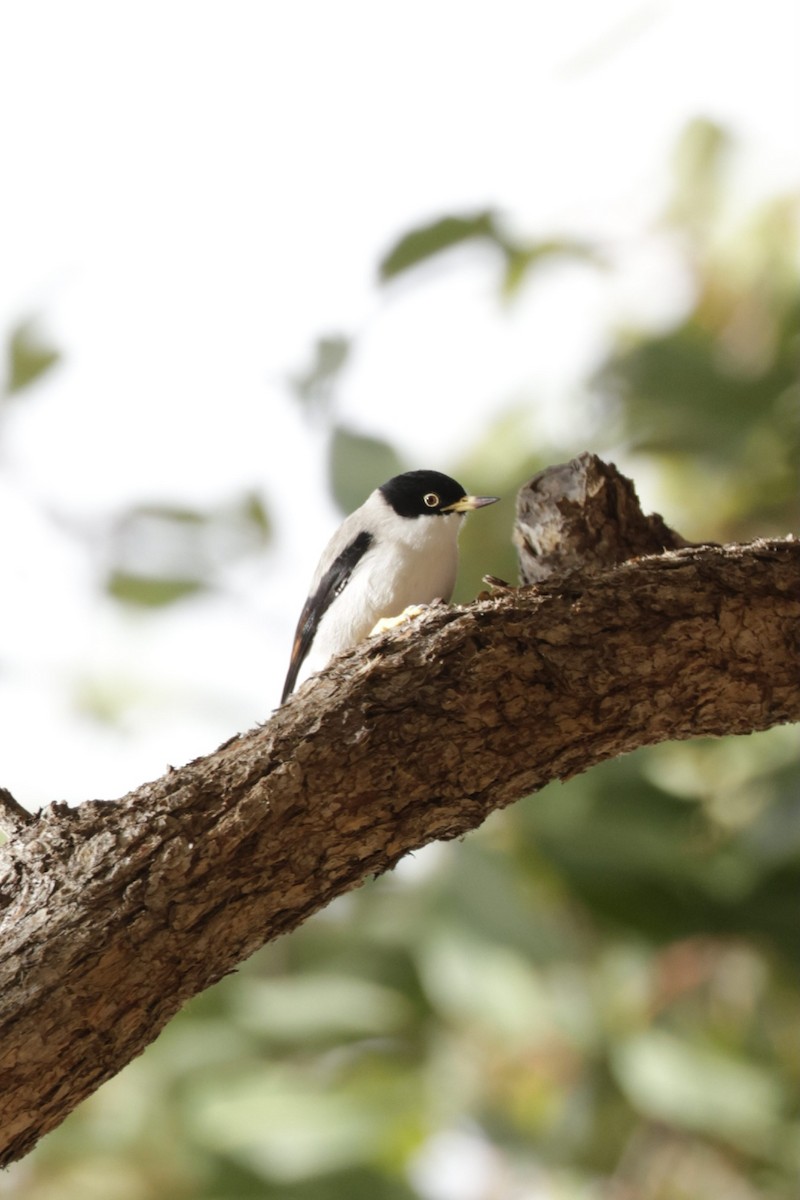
[423, 492, 440, 508]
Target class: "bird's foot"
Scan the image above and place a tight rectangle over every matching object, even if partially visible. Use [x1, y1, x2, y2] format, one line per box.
[477, 574, 513, 600]
[370, 604, 430, 637]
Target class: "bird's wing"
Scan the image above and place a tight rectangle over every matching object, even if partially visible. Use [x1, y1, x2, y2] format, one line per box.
[281, 529, 374, 703]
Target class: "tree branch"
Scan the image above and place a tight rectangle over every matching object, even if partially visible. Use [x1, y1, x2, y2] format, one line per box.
[0, 787, 34, 838]
[1, 456, 798, 1165]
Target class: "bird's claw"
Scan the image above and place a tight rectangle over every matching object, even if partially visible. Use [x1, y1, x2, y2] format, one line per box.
[370, 604, 429, 637]
[476, 574, 513, 601]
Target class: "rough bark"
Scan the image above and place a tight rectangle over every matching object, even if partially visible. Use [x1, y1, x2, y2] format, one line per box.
[1, 456, 799, 1166]
[514, 452, 696, 582]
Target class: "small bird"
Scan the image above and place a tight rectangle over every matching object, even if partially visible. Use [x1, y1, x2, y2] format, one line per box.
[281, 469, 499, 703]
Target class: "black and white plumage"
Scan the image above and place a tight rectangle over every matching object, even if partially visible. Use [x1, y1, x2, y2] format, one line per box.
[281, 469, 499, 703]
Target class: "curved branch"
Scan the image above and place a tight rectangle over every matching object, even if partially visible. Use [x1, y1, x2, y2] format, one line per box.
[1, 457, 798, 1165]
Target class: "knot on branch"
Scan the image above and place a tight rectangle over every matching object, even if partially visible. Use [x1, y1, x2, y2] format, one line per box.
[515, 452, 696, 584]
[0, 787, 34, 838]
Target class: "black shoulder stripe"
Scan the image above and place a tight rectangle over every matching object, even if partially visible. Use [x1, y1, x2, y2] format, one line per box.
[315, 530, 374, 616]
[280, 530, 374, 703]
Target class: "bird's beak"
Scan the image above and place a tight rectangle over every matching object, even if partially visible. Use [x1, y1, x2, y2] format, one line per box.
[442, 494, 500, 514]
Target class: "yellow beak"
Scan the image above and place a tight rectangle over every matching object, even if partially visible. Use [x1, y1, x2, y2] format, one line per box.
[442, 494, 500, 514]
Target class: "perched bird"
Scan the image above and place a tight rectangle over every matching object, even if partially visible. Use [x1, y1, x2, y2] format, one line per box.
[281, 469, 499, 703]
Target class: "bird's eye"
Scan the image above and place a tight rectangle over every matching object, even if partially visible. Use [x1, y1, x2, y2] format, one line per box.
[423, 492, 440, 508]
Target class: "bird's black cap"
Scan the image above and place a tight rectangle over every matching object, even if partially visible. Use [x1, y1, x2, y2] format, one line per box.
[379, 470, 500, 519]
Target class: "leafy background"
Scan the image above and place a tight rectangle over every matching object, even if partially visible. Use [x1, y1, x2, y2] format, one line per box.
[1, 6, 799, 1200]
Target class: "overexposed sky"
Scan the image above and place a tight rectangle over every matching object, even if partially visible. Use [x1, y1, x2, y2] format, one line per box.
[0, 0, 797, 806]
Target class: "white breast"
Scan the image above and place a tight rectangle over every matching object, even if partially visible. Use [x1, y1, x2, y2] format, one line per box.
[296, 498, 463, 688]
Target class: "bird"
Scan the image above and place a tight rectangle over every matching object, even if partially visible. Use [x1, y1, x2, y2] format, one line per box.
[281, 469, 499, 703]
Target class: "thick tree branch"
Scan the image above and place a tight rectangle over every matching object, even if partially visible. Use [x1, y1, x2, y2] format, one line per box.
[1, 457, 799, 1165]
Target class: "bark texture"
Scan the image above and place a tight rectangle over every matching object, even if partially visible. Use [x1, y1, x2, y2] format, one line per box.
[1, 456, 799, 1166]
[514, 452, 695, 582]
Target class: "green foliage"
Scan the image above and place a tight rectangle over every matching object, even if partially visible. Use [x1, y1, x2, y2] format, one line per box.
[107, 571, 206, 607]
[595, 119, 800, 537]
[515, 746, 800, 963]
[379, 209, 602, 299]
[288, 335, 351, 417]
[287, 337, 410, 515]
[104, 493, 272, 607]
[668, 116, 732, 233]
[379, 211, 497, 279]
[328, 425, 406, 514]
[594, 220, 800, 533]
[2, 319, 60, 399]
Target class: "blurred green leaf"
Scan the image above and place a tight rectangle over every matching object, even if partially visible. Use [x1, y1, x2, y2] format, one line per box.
[501, 238, 603, 299]
[4, 319, 60, 397]
[187, 1065, 422, 1182]
[106, 571, 205, 607]
[668, 116, 732, 233]
[242, 489, 273, 539]
[328, 424, 406, 513]
[233, 974, 412, 1044]
[434, 833, 579, 963]
[379, 211, 496, 280]
[417, 927, 551, 1043]
[590, 122, 800, 540]
[104, 492, 272, 608]
[128, 503, 207, 525]
[596, 320, 797, 457]
[379, 210, 601, 299]
[513, 755, 800, 967]
[73, 674, 144, 726]
[289, 335, 351, 416]
[612, 1029, 785, 1149]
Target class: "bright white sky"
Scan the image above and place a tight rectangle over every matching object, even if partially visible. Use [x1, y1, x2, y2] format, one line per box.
[0, 0, 797, 807]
